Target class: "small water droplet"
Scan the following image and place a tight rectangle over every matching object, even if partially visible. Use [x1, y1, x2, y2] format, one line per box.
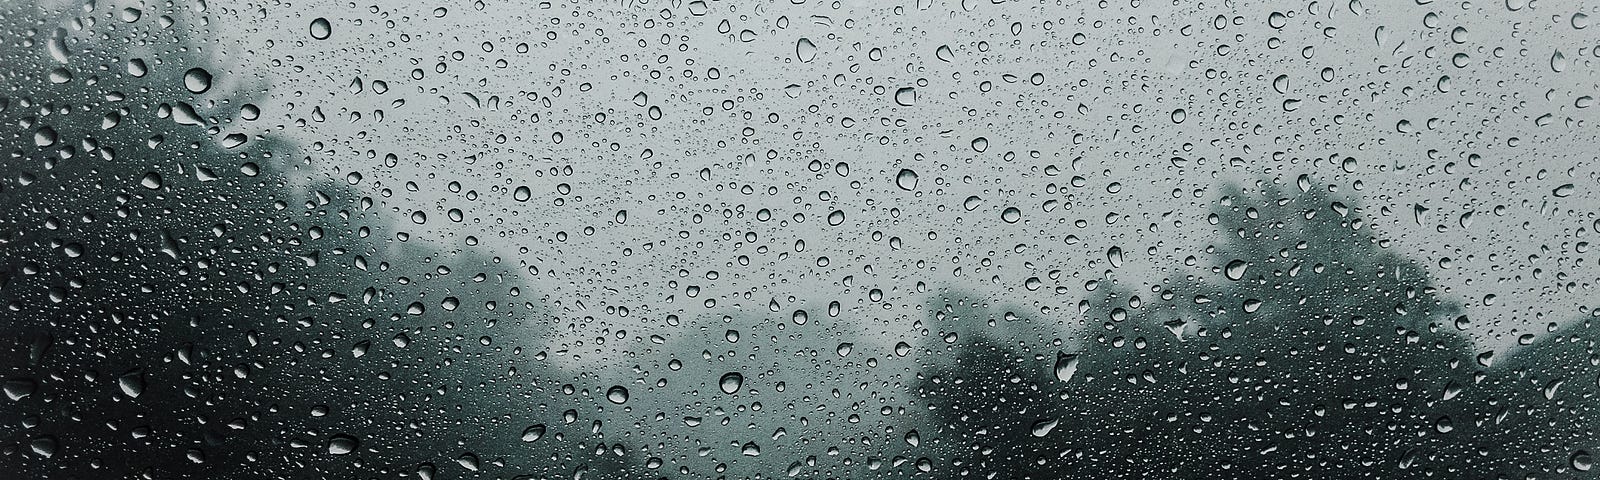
[971, 137, 989, 152]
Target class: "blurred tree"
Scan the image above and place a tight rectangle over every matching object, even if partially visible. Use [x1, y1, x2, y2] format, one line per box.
[913, 179, 1595, 479]
[0, 2, 642, 479]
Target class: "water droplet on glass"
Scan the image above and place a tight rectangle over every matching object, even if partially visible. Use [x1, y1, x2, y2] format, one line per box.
[117, 370, 145, 398]
[1573, 450, 1593, 472]
[606, 385, 629, 404]
[139, 172, 163, 190]
[183, 67, 212, 94]
[963, 196, 983, 211]
[1553, 184, 1575, 197]
[894, 87, 916, 106]
[327, 434, 358, 455]
[457, 452, 481, 471]
[719, 372, 743, 394]
[29, 436, 57, 458]
[309, 17, 332, 40]
[1054, 352, 1079, 382]
[796, 38, 817, 62]
[1243, 298, 1264, 313]
[1001, 207, 1021, 223]
[1029, 418, 1058, 437]
[521, 424, 546, 442]
[1224, 260, 1248, 280]
[893, 169, 920, 191]
[3, 379, 37, 400]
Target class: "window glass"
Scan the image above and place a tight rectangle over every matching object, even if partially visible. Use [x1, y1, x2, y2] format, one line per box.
[2, 1, 1597, 478]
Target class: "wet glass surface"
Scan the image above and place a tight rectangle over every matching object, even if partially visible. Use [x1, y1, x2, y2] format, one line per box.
[1, 0, 1598, 478]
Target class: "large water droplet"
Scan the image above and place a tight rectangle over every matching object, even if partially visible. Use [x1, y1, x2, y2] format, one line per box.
[29, 436, 57, 458]
[606, 385, 629, 404]
[521, 424, 546, 442]
[894, 87, 916, 106]
[796, 38, 817, 62]
[1224, 260, 1248, 280]
[1029, 418, 1059, 437]
[1573, 450, 1593, 472]
[117, 370, 145, 398]
[457, 452, 480, 471]
[895, 169, 919, 190]
[719, 372, 743, 394]
[183, 67, 212, 94]
[1054, 352, 1079, 382]
[3, 379, 37, 400]
[1001, 207, 1021, 223]
[327, 434, 358, 455]
[309, 17, 332, 40]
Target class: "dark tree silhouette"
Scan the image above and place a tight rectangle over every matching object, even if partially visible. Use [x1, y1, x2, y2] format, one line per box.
[913, 179, 1598, 479]
[0, 3, 644, 479]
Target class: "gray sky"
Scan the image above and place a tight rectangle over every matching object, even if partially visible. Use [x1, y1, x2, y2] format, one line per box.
[141, 0, 1597, 363]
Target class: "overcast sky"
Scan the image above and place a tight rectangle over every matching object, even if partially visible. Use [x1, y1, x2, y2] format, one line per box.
[106, 0, 1599, 361]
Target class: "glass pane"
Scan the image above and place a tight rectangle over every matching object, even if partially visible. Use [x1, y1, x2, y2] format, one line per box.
[2, 0, 1596, 478]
